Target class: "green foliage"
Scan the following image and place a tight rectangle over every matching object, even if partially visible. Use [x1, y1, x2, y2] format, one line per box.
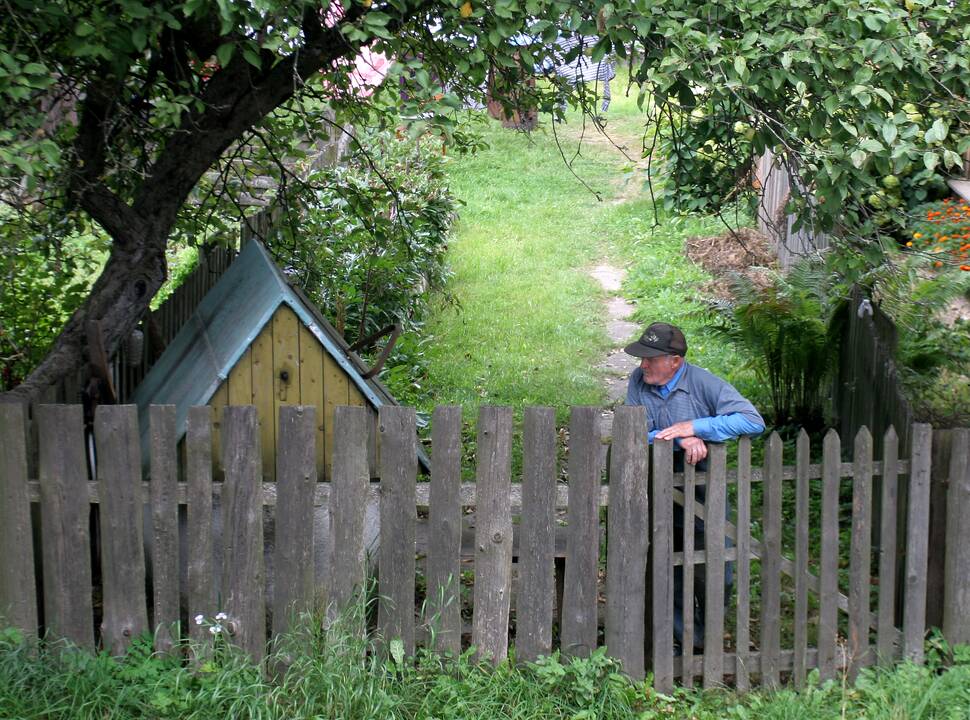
[706, 261, 837, 430]
[270, 130, 457, 348]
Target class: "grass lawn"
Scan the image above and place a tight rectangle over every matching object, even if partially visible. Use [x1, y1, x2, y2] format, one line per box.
[412, 72, 760, 420]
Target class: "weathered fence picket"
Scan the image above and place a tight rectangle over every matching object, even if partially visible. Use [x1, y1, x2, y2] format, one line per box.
[426, 405, 462, 656]
[1, 404, 969, 693]
[605, 405, 649, 679]
[95, 405, 148, 655]
[471, 406, 513, 664]
[150, 405, 179, 652]
[562, 406, 600, 659]
[517, 406, 557, 663]
[378, 406, 417, 657]
[221, 406, 265, 661]
[0, 403, 36, 640]
[273, 406, 317, 638]
[38, 405, 94, 650]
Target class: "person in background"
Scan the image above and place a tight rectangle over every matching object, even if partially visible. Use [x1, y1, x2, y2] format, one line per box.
[546, 34, 615, 114]
[624, 321, 765, 653]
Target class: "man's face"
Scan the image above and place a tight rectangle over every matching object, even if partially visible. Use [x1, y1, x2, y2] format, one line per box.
[640, 354, 682, 386]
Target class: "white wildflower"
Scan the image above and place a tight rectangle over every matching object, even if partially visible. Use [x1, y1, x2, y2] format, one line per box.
[194, 614, 205, 626]
[209, 624, 223, 635]
[215, 612, 228, 621]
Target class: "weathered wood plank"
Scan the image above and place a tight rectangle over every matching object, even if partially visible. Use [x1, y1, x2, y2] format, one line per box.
[562, 406, 600, 659]
[329, 406, 370, 626]
[652, 438, 675, 693]
[95, 406, 148, 655]
[471, 406, 513, 664]
[150, 405, 179, 652]
[38, 405, 93, 649]
[681, 460, 696, 689]
[760, 433, 782, 689]
[943, 428, 970, 645]
[298, 324, 326, 481]
[818, 429, 841, 682]
[426, 406, 462, 656]
[517, 407, 557, 663]
[903, 424, 932, 663]
[0, 403, 37, 640]
[848, 427, 873, 680]
[186, 406, 215, 647]
[735, 437, 752, 692]
[273, 307, 301, 473]
[378, 406, 417, 657]
[704, 444, 727, 689]
[322, 352, 348, 479]
[221, 406, 266, 661]
[927, 430, 951, 629]
[251, 320, 276, 481]
[877, 426, 899, 665]
[273, 406, 317, 639]
[793, 430, 810, 687]
[605, 406, 649, 679]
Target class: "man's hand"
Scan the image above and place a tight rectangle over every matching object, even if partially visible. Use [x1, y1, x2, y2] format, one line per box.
[655, 420, 695, 441]
[680, 436, 708, 465]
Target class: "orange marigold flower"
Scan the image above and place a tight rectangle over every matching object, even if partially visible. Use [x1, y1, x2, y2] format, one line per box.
[962, 265, 970, 271]
[913, 232, 923, 239]
[906, 241, 914, 247]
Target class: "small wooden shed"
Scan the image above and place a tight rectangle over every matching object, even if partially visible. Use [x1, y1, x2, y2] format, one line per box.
[131, 239, 426, 480]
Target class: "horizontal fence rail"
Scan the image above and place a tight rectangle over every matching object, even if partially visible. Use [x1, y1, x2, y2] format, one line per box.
[1, 403, 968, 692]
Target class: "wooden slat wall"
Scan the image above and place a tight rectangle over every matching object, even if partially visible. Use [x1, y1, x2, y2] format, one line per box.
[3, 409, 969, 690]
[0, 403, 36, 639]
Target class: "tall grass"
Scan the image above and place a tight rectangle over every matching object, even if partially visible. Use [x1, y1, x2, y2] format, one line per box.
[2, 621, 969, 720]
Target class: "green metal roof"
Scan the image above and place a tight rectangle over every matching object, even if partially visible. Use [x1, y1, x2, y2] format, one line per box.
[131, 240, 426, 471]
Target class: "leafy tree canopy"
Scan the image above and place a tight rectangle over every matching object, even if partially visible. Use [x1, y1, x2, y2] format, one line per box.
[1, 0, 968, 400]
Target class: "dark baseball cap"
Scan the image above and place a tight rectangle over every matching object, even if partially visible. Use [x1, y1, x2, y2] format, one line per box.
[624, 322, 688, 358]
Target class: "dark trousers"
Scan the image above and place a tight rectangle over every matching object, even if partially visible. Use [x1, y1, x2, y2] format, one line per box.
[672, 453, 734, 652]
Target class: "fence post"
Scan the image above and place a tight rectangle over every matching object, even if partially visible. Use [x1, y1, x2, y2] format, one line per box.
[793, 430, 810, 687]
[221, 405, 266, 662]
[562, 406, 600, 659]
[943, 428, 970, 645]
[818, 429, 841, 681]
[651, 438, 674, 693]
[903, 423, 932, 664]
[735, 437, 752, 691]
[0, 402, 37, 640]
[94, 405, 148, 655]
[273, 406, 317, 639]
[605, 405, 649, 679]
[329, 406, 369, 628]
[426, 406, 463, 656]
[926, 430, 952, 628]
[848, 427, 873, 680]
[759, 433, 782, 689]
[149, 405, 179, 652]
[517, 406, 557, 663]
[876, 427, 899, 665]
[471, 405, 513, 664]
[681, 461, 696, 688]
[378, 405, 417, 657]
[186, 406, 215, 648]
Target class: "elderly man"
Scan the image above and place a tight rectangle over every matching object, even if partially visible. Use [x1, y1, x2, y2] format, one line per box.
[624, 321, 764, 653]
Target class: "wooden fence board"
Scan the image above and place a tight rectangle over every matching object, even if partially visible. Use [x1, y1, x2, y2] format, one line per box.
[877, 426, 899, 665]
[329, 406, 370, 626]
[652, 438, 675, 692]
[95, 406, 148, 655]
[186, 406, 215, 646]
[426, 406, 462, 656]
[848, 427, 873, 680]
[760, 433, 782, 688]
[378, 406, 417, 656]
[793, 430, 810, 687]
[562, 406, 600, 659]
[818, 429, 841, 681]
[943, 428, 970, 645]
[273, 406, 317, 638]
[0, 403, 37, 639]
[681, 461, 696, 689]
[149, 405, 179, 652]
[904, 424, 932, 663]
[605, 406, 649, 679]
[704, 444, 728, 688]
[472, 406, 513, 664]
[517, 407, 557, 663]
[221, 406, 266, 661]
[735, 437, 752, 692]
[38, 405, 93, 649]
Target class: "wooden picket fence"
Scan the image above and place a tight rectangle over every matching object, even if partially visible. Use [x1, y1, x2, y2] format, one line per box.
[1, 403, 969, 693]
